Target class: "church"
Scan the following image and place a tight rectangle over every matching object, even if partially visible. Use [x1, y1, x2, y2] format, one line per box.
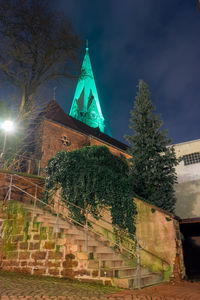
[24, 44, 200, 223]
[29, 45, 131, 174]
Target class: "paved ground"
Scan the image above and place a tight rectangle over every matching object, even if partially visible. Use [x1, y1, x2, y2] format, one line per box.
[0, 270, 120, 300]
[106, 281, 200, 300]
[0, 271, 200, 299]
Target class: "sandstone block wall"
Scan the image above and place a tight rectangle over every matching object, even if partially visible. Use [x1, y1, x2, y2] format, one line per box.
[0, 172, 185, 282]
[89, 198, 185, 280]
[40, 119, 130, 169]
[0, 201, 85, 278]
[135, 199, 185, 280]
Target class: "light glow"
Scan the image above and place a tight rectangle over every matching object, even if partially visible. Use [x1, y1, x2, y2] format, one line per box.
[69, 46, 105, 133]
[2, 120, 14, 132]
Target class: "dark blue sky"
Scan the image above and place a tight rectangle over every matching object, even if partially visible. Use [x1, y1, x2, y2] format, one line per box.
[52, 1, 200, 145]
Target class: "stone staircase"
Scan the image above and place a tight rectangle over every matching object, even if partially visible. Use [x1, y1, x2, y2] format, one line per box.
[0, 172, 166, 289]
[25, 204, 164, 289]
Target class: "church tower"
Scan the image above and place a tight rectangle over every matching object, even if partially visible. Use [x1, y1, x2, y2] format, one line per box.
[69, 43, 105, 133]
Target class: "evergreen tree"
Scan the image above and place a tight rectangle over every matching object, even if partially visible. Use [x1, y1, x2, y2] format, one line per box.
[126, 80, 178, 213]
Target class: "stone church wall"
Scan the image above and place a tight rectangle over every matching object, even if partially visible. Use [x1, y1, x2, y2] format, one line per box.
[40, 120, 89, 169]
[89, 137, 131, 160]
[40, 119, 130, 169]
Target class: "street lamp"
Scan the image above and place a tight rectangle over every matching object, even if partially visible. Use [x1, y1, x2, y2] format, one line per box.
[0, 120, 14, 164]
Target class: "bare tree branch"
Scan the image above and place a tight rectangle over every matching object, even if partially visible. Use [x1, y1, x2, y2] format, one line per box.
[0, 0, 81, 116]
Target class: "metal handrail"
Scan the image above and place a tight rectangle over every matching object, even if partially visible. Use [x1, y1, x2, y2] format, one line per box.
[2, 172, 170, 268]
[1, 154, 41, 176]
[5, 182, 135, 257]
[53, 196, 170, 266]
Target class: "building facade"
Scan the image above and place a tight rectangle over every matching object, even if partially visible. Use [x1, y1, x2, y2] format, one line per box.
[29, 46, 130, 173]
[173, 139, 200, 218]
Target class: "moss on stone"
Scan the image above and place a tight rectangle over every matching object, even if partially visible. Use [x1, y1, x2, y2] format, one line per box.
[163, 265, 173, 281]
[1, 201, 31, 255]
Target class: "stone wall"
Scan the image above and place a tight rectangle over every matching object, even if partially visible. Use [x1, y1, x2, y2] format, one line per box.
[0, 201, 83, 278]
[171, 139, 200, 219]
[89, 198, 185, 280]
[0, 198, 185, 283]
[135, 199, 185, 280]
[0, 172, 44, 203]
[40, 119, 130, 169]
[0, 172, 185, 283]
[175, 179, 200, 219]
[173, 139, 200, 184]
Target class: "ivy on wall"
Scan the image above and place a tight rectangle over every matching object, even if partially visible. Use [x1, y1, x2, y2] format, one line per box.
[45, 146, 137, 237]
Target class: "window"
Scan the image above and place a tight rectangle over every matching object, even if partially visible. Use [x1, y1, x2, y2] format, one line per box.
[183, 152, 200, 166]
[61, 136, 71, 147]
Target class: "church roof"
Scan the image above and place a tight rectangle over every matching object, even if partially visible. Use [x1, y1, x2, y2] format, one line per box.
[41, 100, 128, 152]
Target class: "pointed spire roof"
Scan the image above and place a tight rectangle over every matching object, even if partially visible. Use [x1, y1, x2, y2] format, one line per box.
[69, 43, 105, 133]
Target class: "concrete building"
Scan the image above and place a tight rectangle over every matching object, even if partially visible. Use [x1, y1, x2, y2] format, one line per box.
[173, 139, 200, 219]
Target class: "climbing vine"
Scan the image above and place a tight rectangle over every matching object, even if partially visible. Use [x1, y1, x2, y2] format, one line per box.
[45, 146, 137, 238]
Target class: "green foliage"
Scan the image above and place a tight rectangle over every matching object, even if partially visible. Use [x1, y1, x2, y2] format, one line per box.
[125, 80, 179, 213]
[45, 146, 137, 237]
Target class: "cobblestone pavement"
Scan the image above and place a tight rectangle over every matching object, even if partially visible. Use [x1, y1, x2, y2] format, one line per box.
[0, 271, 200, 300]
[0, 271, 120, 300]
[106, 281, 200, 300]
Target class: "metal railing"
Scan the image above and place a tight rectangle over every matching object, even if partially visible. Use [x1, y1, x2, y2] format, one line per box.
[0, 154, 41, 176]
[0, 172, 170, 288]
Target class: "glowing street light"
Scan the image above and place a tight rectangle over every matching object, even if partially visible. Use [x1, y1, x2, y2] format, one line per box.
[0, 120, 14, 165]
[2, 120, 14, 133]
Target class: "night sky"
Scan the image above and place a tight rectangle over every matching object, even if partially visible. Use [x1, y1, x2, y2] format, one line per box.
[15, 1, 200, 145]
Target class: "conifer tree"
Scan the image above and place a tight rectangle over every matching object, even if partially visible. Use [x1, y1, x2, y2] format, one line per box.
[126, 80, 178, 213]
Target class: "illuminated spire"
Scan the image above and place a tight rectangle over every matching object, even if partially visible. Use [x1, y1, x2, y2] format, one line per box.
[69, 43, 105, 133]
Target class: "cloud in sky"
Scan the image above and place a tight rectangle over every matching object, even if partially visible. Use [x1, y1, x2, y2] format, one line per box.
[52, 0, 200, 144]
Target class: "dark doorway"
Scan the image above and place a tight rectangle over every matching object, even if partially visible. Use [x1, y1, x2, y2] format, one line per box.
[180, 219, 200, 280]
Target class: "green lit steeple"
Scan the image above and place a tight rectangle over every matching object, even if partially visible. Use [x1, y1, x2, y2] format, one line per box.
[69, 42, 105, 133]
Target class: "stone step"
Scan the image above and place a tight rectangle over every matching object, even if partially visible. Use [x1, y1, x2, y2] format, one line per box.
[23, 201, 164, 290]
[75, 276, 112, 286]
[64, 232, 86, 241]
[87, 260, 99, 269]
[74, 239, 100, 247]
[76, 245, 97, 253]
[111, 272, 163, 289]
[95, 246, 115, 254]
[97, 266, 146, 279]
[101, 259, 124, 268]
[127, 272, 164, 289]
[95, 252, 122, 260]
[74, 272, 163, 290]
[115, 267, 150, 279]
